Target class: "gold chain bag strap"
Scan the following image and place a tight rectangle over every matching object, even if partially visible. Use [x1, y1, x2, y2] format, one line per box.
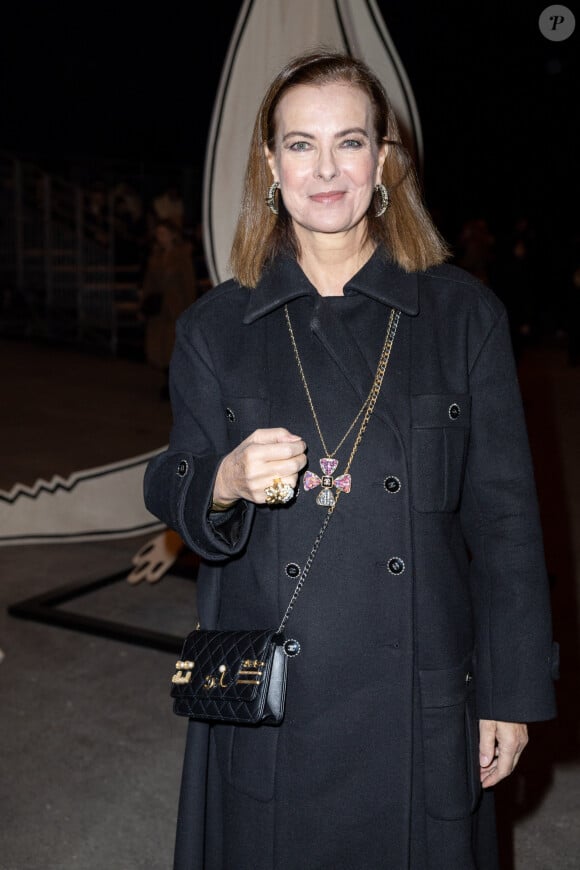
[170, 307, 401, 725]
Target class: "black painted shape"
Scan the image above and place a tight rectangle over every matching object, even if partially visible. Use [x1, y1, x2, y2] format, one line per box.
[6, 567, 196, 654]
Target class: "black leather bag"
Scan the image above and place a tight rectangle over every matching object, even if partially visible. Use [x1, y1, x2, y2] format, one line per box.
[170, 628, 289, 725]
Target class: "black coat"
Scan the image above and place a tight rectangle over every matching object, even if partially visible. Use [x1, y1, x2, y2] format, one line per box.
[144, 250, 558, 870]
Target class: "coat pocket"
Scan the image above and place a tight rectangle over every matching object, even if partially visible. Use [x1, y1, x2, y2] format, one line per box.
[222, 396, 270, 448]
[420, 660, 482, 820]
[411, 393, 471, 512]
[211, 721, 279, 802]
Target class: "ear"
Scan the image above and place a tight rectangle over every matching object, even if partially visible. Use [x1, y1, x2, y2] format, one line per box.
[375, 141, 389, 185]
[263, 143, 278, 181]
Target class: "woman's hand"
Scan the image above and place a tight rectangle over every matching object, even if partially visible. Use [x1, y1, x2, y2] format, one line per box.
[479, 719, 528, 788]
[213, 428, 307, 506]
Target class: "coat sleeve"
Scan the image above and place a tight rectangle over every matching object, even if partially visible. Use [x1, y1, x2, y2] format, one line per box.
[143, 308, 256, 561]
[459, 305, 558, 723]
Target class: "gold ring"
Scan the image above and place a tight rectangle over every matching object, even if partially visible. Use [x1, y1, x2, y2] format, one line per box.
[264, 477, 294, 505]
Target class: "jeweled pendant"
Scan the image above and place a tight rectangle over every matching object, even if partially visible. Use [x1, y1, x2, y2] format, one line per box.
[316, 488, 335, 507]
[304, 457, 352, 505]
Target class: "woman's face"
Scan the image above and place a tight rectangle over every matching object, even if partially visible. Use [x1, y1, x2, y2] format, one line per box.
[265, 82, 386, 241]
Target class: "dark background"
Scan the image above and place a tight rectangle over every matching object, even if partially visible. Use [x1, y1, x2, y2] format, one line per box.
[2, 1, 578, 276]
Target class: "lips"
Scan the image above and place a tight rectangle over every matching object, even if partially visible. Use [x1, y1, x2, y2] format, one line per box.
[309, 191, 345, 204]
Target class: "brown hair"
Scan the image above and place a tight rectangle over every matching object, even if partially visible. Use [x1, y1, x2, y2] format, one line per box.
[229, 49, 450, 287]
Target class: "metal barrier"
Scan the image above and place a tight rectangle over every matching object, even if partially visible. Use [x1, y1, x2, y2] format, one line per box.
[0, 152, 143, 354]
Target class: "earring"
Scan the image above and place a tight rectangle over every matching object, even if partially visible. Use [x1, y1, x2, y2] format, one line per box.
[374, 183, 390, 217]
[265, 181, 280, 216]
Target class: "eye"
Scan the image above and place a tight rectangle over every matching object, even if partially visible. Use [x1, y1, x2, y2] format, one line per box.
[341, 138, 364, 149]
[288, 141, 311, 152]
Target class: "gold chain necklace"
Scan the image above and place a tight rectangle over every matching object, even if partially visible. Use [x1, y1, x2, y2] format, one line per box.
[284, 303, 400, 506]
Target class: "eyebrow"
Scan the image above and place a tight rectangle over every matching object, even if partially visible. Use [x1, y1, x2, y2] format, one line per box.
[282, 127, 370, 142]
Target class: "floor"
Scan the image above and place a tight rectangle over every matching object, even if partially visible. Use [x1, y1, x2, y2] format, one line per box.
[0, 336, 578, 870]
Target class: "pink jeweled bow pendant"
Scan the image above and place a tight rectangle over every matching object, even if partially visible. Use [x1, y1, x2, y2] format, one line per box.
[303, 458, 352, 507]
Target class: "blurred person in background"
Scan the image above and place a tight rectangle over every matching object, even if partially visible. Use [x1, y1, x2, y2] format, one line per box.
[151, 185, 185, 231]
[455, 216, 495, 286]
[140, 218, 198, 398]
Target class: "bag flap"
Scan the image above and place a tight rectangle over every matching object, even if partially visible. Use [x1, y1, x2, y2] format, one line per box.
[170, 628, 279, 704]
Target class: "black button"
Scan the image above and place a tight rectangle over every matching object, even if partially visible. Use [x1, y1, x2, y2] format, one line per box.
[384, 475, 401, 493]
[283, 638, 301, 657]
[177, 460, 188, 477]
[387, 556, 405, 575]
[225, 407, 236, 423]
[448, 403, 461, 420]
[285, 562, 301, 579]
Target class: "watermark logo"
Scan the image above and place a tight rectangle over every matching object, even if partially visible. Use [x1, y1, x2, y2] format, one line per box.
[539, 5, 576, 41]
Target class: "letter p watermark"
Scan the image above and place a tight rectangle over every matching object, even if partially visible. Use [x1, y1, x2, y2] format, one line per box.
[539, 5, 576, 40]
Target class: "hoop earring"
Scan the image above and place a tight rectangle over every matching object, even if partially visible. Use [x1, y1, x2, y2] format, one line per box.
[265, 181, 280, 216]
[374, 183, 390, 217]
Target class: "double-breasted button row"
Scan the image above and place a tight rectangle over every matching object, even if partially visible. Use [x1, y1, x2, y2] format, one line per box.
[177, 460, 189, 477]
[381, 475, 404, 576]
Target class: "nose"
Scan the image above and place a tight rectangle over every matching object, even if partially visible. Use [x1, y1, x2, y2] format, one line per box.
[315, 147, 339, 182]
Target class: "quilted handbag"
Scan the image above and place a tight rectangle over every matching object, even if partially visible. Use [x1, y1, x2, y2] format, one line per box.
[170, 628, 292, 724]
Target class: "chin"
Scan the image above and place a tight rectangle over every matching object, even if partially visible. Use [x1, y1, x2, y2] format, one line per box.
[302, 215, 359, 234]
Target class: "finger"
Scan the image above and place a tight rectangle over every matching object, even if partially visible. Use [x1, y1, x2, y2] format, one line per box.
[481, 725, 527, 788]
[479, 719, 497, 768]
[495, 745, 518, 783]
[247, 445, 308, 494]
[247, 427, 304, 445]
[238, 448, 306, 491]
[481, 752, 512, 788]
[246, 439, 307, 463]
[265, 452, 308, 476]
[481, 764, 500, 787]
[255, 456, 307, 485]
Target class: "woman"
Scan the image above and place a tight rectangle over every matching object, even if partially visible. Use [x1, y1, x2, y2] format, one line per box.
[140, 218, 197, 397]
[144, 50, 558, 870]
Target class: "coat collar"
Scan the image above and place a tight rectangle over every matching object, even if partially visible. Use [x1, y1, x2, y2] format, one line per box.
[243, 246, 420, 324]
